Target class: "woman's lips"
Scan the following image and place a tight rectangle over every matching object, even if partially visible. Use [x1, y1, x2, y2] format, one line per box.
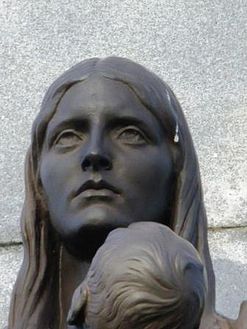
[80, 188, 117, 200]
[74, 179, 120, 199]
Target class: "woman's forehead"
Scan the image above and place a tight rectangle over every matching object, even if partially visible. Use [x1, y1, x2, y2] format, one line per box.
[45, 76, 165, 136]
[57, 76, 138, 112]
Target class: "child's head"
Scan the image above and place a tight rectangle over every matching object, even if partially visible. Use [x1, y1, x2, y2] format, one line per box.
[68, 222, 207, 329]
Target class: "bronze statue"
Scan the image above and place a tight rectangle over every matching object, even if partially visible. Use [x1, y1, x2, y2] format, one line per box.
[67, 222, 206, 329]
[8, 57, 246, 329]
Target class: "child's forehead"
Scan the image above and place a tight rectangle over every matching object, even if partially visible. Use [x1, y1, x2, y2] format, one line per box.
[102, 237, 152, 258]
[103, 229, 169, 256]
[91, 237, 155, 272]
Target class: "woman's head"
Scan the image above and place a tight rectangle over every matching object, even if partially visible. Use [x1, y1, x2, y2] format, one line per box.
[31, 57, 191, 245]
[9, 57, 215, 328]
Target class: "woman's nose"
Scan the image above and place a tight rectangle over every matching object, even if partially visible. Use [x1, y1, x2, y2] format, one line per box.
[81, 126, 113, 171]
[81, 152, 112, 171]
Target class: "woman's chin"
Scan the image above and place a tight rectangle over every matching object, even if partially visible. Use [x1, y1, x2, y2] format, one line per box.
[57, 207, 131, 260]
[67, 205, 133, 234]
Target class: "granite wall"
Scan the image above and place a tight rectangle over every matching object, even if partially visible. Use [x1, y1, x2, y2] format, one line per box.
[0, 0, 246, 327]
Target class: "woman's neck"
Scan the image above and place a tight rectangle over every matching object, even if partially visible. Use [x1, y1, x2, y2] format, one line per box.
[60, 246, 90, 328]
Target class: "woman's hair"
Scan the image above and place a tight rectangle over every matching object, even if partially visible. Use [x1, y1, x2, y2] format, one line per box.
[69, 222, 207, 329]
[8, 57, 215, 328]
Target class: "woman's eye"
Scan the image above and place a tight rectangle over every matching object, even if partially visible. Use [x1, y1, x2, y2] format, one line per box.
[117, 128, 147, 144]
[54, 130, 82, 148]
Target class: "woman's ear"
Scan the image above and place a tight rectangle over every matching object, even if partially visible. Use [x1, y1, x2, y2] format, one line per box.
[67, 280, 88, 326]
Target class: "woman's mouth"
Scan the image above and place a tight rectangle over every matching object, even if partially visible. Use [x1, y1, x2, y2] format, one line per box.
[73, 179, 121, 202]
[80, 188, 117, 200]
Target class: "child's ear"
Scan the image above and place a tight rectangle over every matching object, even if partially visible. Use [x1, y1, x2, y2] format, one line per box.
[67, 280, 88, 326]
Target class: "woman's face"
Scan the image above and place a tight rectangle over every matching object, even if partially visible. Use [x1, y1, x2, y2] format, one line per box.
[40, 76, 175, 256]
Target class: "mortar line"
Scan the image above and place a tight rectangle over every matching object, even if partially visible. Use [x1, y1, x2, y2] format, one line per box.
[208, 225, 247, 232]
[0, 225, 246, 248]
[0, 241, 22, 248]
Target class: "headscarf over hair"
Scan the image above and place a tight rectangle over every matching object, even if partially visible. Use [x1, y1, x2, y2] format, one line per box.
[8, 57, 215, 329]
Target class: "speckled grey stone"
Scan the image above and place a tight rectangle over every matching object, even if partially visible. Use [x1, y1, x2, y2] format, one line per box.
[0, 229, 246, 326]
[0, 0, 246, 243]
[208, 228, 247, 319]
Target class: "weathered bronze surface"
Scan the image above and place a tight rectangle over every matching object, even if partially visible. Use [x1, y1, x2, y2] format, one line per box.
[8, 57, 246, 329]
[67, 222, 206, 329]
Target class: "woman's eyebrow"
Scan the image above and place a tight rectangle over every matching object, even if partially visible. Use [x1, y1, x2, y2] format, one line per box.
[106, 115, 155, 130]
[106, 116, 160, 142]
